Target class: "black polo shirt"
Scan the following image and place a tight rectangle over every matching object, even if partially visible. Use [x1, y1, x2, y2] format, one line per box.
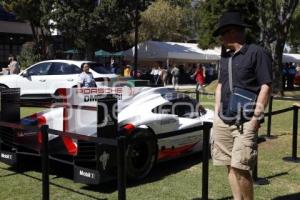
[218, 43, 272, 117]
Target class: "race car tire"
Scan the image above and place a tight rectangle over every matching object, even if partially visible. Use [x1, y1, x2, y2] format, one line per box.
[126, 129, 157, 180]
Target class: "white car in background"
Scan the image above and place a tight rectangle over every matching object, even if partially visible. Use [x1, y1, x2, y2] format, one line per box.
[0, 60, 118, 99]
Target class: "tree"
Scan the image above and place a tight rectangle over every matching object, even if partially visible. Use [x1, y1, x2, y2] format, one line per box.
[195, 0, 299, 94]
[166, 0, 192, 7]
[196, 0, 259, 49]
[48, 0, 150, 58]
[48, 0, 104, 59]
[2, 0, 53, 59]
[288, 4, 300, 52]
[258, 0, 299, 94]
[139, 0, 191, 42]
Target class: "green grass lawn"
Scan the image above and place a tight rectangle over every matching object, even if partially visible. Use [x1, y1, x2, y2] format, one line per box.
[0, 95, 300, 199]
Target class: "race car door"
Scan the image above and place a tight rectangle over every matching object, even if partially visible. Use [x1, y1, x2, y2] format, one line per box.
[151, 102, 180, 133]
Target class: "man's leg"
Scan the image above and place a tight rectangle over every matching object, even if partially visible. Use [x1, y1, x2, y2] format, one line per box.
[232, 167, 254, 200]
[227, 166, 242, 200]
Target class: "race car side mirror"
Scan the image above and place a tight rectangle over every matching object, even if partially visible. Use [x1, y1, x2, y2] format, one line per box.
[22, 71, 29, 77]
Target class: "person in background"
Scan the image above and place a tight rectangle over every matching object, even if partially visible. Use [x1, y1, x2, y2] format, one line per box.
[206, 64, 215, 84]
[2, 55, 20, 75]
[123, 65, 132, 77]
[191, 64, 205, 92]
[171, 64, 180, 88]
[287, 62, 296, 90]
[78, 63, 96, 88]
[150, 66, 159, 85]
[161, 66, 169, 86]
[282, 63, 289, 89]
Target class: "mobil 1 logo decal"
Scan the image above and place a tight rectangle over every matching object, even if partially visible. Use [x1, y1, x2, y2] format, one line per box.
[0, 151, 17, 165]
[74, 166, 100, 185]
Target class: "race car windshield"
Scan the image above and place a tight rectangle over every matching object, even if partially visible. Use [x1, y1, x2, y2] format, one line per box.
[89, 63, 112, 74]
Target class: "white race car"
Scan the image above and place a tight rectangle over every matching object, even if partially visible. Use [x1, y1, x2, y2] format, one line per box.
[0, 87, 213, 183]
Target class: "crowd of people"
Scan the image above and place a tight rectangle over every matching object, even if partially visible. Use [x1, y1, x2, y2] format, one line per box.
[282, 62, 298, 90]
[2, 53, 299, 92]
[146, 64, 217, 88]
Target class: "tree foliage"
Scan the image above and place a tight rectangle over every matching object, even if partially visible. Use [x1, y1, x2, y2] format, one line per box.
[139, 0, 191, 42]
[195, 0, 299, 94]
[48, 0, 108, 59]
[18, 42, 41, 70]
[195, 0, 259, 49]
[2, 0, 53, 59]
[47, 0, 152, 58]
[258, 0, 299, 94]
[288, 4, 300, 52]
[167, 0, 192, 7]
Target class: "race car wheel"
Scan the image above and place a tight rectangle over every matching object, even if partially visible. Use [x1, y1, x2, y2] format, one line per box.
[126, 129, 157, 180]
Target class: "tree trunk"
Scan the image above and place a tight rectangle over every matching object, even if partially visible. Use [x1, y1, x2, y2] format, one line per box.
[29, 22, 39, 48]
[84, 42, 94, 60]
[271, 37, 285, 95]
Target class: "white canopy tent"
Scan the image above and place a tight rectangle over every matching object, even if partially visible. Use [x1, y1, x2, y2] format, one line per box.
[123, 41, 221, 64]
[123, 41, 300, 65]
[282, 53, 300, 63]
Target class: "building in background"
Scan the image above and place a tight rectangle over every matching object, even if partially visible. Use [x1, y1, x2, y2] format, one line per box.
[0, 6, 33, 67]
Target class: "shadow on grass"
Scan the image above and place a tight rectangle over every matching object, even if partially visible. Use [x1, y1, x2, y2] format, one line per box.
[0, 156, 107, 200]
[83, 152, 204, 192]
[0, 152, 204, 195]
[191, 196, 233, 200]
[263, 172, 288, 179]
[259, 134, 278, 140]
[272, 193, 300, 200]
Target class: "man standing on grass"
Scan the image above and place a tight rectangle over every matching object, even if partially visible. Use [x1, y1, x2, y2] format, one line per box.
[211, 11, 272, 200]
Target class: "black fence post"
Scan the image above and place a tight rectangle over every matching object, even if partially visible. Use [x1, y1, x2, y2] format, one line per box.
[202, 122, 212, 200]
[41, 125, 49, 200]
[292, 105, 298, 160]
[267, 96, 273, 137]
[252, 152, 258, 182]
[117, 136, 127, 200]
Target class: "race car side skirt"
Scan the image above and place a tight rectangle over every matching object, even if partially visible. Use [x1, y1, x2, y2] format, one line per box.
[157, 143, 197, 160]
[156, 125, 204, 160]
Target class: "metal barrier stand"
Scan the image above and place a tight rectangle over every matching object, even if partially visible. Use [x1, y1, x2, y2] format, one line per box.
[117, 136, 127, 200]
[292, 105, 298, 160]
[283, 104, 300, 163]
[41, 125, 49, 200]
[202, 122, 212, 200]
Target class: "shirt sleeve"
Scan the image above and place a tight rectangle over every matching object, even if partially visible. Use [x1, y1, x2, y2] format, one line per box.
[255, 48, 273, 86]
[78, 74, 83, 84]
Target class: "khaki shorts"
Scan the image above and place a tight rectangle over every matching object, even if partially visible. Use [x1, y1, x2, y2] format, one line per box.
[211, 115, 258, 171]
